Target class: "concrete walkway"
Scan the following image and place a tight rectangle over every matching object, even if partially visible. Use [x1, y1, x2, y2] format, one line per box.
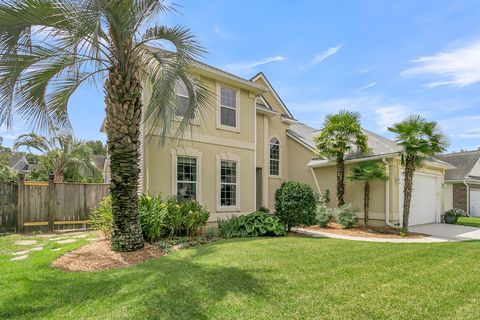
[410, 223, 480, 241]
[292, 227, 450, 243]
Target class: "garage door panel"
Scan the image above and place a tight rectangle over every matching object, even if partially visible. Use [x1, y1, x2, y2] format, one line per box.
[400, 173, 438, 226]
[470, 190, 480, 217]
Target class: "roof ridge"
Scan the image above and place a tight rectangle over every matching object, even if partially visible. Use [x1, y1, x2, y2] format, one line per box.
[440, 149, 480, 156]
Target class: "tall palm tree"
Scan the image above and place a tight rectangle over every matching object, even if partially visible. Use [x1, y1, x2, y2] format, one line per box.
[14, 132, 95, 182]
[388, 115, 448, 231]
[347, 161, 388, 227]
[0, 0, 211, 251]
[314, 110, 369, 206]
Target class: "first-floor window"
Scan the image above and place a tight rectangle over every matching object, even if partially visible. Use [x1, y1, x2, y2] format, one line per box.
[177, 156, 197, 200]
[220, 160, 237, 206]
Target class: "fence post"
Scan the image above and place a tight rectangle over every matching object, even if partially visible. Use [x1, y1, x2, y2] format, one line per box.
[17, 173, 25, 232]
[47, 174, 55, 231]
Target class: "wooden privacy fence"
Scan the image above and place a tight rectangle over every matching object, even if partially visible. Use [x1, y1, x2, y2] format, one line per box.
[0, 174, 109, 233]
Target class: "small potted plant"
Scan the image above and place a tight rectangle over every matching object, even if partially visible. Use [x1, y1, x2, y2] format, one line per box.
[444, 208, 466, 224]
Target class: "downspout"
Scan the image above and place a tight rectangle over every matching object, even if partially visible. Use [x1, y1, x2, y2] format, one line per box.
[382, 158, 396, 228]
[463, 180, 470, 216]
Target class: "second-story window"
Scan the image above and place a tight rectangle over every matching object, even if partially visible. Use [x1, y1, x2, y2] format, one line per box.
[269, 137, 280, 176]
[174, 80, 190, 119]
[220, 86, 237, 127]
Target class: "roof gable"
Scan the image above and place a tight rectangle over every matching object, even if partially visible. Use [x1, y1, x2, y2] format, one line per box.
[437, 150, 480, 181]
[251, 73, 294, 119]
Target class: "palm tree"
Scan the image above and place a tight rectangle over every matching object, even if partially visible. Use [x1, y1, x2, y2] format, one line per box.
[14, 133, 95, 182]
[347, 161, 388, 227]
[0, 1, 211, 251]
[314, 110, 369, 206]
[388, 115, 448, 231]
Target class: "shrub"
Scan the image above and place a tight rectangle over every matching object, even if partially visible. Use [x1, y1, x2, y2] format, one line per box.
[336, 204, 358, 229]
[445, 208, 466, 217]
[274, 181, 317, 230]
[89, 196, 112, 238]
[218, 212, 286, 238]
[257, 206, 270, 214]
[91, 194, 210, 241]
[316, 196, 332, 227]
[139, 194, 167, 241]
[141, 196, 210, 240]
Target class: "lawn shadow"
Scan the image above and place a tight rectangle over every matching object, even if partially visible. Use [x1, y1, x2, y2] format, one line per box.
[0, 241, 269, 319]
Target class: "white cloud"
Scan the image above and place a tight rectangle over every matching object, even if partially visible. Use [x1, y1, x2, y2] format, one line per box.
[360, 68, 372, 74]
[356, 81, 378, 91]
[223, 56, 286, 74]
[401, 40, 480, 88]
[300, 45, 342, 71]
[287, 95, 415, 135]
[374, 105, 411, 131]
[213, 25, 234, 39]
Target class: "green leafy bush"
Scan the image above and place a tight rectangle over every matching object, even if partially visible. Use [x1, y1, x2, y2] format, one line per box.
[139, 194, 167, 241]
[258, 206, 270, 214]
[274, 181, 317, 230]
[218, 212, 286, 238]
[316, 196, 332, 227]
[89, 196, 112, 238]
[91, 194, 210, 241]
[445, 208, 466, 217]
[336, 204, 358, 229]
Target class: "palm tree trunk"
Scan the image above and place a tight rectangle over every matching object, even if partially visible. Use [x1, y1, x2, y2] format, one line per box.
[104, 65, 144, 252]
[364, 181, 370, 227]
[336, 156, 345, 207]
[402, 154, 416, 231]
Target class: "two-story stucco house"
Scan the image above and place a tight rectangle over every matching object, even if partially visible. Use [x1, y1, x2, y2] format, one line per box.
[104, 59, 454, 227]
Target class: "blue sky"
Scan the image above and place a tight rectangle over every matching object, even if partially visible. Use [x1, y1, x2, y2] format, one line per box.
[2, 0, 480, 152]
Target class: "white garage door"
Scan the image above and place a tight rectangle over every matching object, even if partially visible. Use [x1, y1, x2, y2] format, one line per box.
[399, 173, 439, 226]
[470, 189, 480, 217]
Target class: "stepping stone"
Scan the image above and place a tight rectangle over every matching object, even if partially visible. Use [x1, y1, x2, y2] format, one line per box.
[37, 234, 56, 238]
[12, 250, 30, 256]
[86, 238, 100, 241]
[30, 247, 43, 251]
[72, 234, 88, 239]
[14, 240, 37, 245]
[11, 255, 28, 261]
[52, 248, 61, 251]
[56, 239, 76, 244]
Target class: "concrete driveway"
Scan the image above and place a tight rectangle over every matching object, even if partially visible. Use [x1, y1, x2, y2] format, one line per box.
[410, 223, 480, 241]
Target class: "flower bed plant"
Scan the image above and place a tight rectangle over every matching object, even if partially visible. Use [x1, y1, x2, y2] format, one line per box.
[218, 212, 286, 238]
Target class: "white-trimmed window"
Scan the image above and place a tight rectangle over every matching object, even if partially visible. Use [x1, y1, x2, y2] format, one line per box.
[176, 156, 197, 200]
[174, 80, 191, 119]
[269, 137, 280, 176]
[220, 86, 237, 127]
[220, 160, 237, 206]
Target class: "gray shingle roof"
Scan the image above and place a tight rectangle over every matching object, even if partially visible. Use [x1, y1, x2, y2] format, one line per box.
[287, 123, 401, 158]
[437, 150, 480, 181]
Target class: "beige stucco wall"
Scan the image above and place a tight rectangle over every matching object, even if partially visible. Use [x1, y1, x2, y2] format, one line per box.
[313, 161, 387, 224]
[142, 75, 258, 221]
[444, 183, 454, 211]
[286, 137, 317, 192]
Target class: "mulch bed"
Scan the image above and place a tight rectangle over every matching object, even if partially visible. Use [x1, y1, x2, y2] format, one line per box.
[51, 240, 163, 272]
[305, 222, 426, 239]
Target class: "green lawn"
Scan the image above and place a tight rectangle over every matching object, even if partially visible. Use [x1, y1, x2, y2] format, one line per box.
[457, 216, 480, 228]
[1, 234, 480, 319]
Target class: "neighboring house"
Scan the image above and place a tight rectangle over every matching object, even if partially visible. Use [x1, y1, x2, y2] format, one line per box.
[92, 155, 110, 183]
[78, 155, 110, 183]
[437, 150, 480, 216]
[0, 151, 30, 173]
[101, 59, 454, 226]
